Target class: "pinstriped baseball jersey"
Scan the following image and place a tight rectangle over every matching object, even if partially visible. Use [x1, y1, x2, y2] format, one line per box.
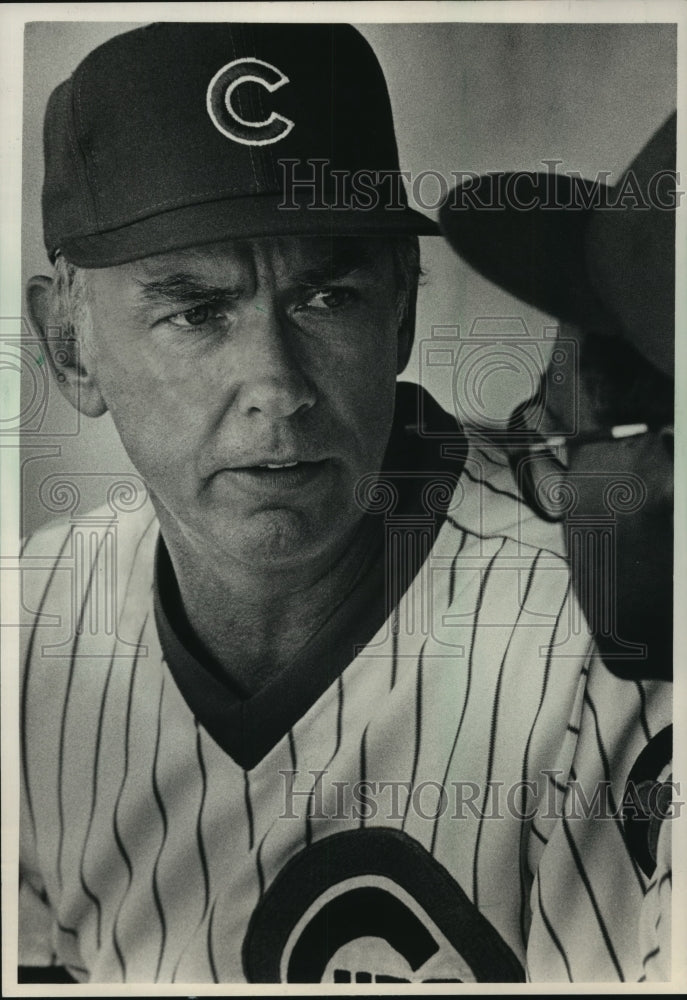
[636, 815, 671, 982]
[19, 431, 671, 983]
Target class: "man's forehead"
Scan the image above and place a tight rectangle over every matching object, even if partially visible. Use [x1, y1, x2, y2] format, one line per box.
[118, 236, 384, 281]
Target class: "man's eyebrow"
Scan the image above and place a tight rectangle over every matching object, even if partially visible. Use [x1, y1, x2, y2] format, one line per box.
[134, 274, 236, 303]
[134, 248, 378, 302]
[294, 247, 378, 286]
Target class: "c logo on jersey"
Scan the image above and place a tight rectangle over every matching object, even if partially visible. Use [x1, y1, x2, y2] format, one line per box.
[206, 57, 294, 146]
[242, 828, 525, 983]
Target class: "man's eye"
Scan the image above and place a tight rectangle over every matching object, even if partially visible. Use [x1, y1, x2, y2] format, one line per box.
[301, 288, 353, 311]
[168, 304, 216, 328]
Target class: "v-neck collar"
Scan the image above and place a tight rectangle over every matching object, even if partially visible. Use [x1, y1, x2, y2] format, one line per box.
[154, 384, 467, 769]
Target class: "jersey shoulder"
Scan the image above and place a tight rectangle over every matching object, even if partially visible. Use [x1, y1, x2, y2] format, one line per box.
[451, 428, 567, 560]
[20, 493, 158, 667]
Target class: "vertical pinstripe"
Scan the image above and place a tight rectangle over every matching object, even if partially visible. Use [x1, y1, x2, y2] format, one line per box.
[472, 548, 541, 908]
[76, 520, 156, 965]
[535, 876, 573, 981]
[305, 676, 344, 845]
[389, 608, 399, 690]
[255, 833, 267, 899]
[112, 628, 143, 982]
[150, 674, 169, 981]
[447, 527, 468, 607]
[118, 516, 158, 618]
[577, 695, 646, 892]
[111, 615, 148, 981]
[57, 520, 117, 889]
[243, 770, 254, 851]
[517, 578, 570, 944]
[430, 534, 508, 857]
[21, 527, 74, 839]
[77, 641, 118, 949]
[359, 723, 370, 829]
[170, 718, 210, 983]
[206, 899, 219, 984]
[402, 641, 425, 830]
[633, 681, 652, 743]
[193, 721, 210, 918]
[561, 813, 624, 980]
[287, 729, 297, 772]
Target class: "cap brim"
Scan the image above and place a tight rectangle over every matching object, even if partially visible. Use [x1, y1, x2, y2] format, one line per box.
[57, 193, 440, 267]
[439, 173, 608, 326]
[585, 114, 676, 378]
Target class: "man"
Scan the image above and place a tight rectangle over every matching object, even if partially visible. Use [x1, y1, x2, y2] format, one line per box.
[440, 111, 676, 980]
[19, 22, 670, 984]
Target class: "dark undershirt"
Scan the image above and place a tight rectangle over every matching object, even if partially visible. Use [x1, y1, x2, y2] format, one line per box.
[154, 383, 467, 769]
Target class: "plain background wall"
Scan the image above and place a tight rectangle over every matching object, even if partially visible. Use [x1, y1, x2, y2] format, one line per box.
[21, 20, 677, 534]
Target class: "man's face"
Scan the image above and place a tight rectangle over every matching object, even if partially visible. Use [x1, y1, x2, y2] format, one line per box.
[543, 328, 673, 678]
[78, 236, 407, 571]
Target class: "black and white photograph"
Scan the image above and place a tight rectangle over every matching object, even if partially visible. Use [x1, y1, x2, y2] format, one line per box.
[1, 0, 684, 991]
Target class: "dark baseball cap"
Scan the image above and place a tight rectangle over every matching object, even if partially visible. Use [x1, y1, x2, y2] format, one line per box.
[43, 22, 439, 268]
[439, 113, 676, 377]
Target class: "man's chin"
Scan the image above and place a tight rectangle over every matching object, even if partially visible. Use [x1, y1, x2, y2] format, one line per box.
[210, 505, 356, 573]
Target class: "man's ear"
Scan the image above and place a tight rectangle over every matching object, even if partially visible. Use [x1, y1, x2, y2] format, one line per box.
[396, 281, 418, 375]
[26, 275, 107, 417]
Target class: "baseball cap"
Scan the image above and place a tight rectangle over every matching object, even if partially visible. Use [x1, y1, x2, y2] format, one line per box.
[439, 113, 676, 377]
[43, 22, 439, 268]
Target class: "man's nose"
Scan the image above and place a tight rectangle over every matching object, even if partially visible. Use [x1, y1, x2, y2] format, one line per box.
[236, 302, 316, 420]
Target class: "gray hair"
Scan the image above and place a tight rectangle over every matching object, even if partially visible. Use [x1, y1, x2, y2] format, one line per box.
[49, 254, 93, 349]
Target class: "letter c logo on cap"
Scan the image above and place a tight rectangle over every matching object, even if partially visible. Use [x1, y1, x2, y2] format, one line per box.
[207, 57, 294, 146]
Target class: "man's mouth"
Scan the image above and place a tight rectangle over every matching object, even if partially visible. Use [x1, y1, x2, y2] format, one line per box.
[219, 458, 330, 492]
[237, 457, 315, 471]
